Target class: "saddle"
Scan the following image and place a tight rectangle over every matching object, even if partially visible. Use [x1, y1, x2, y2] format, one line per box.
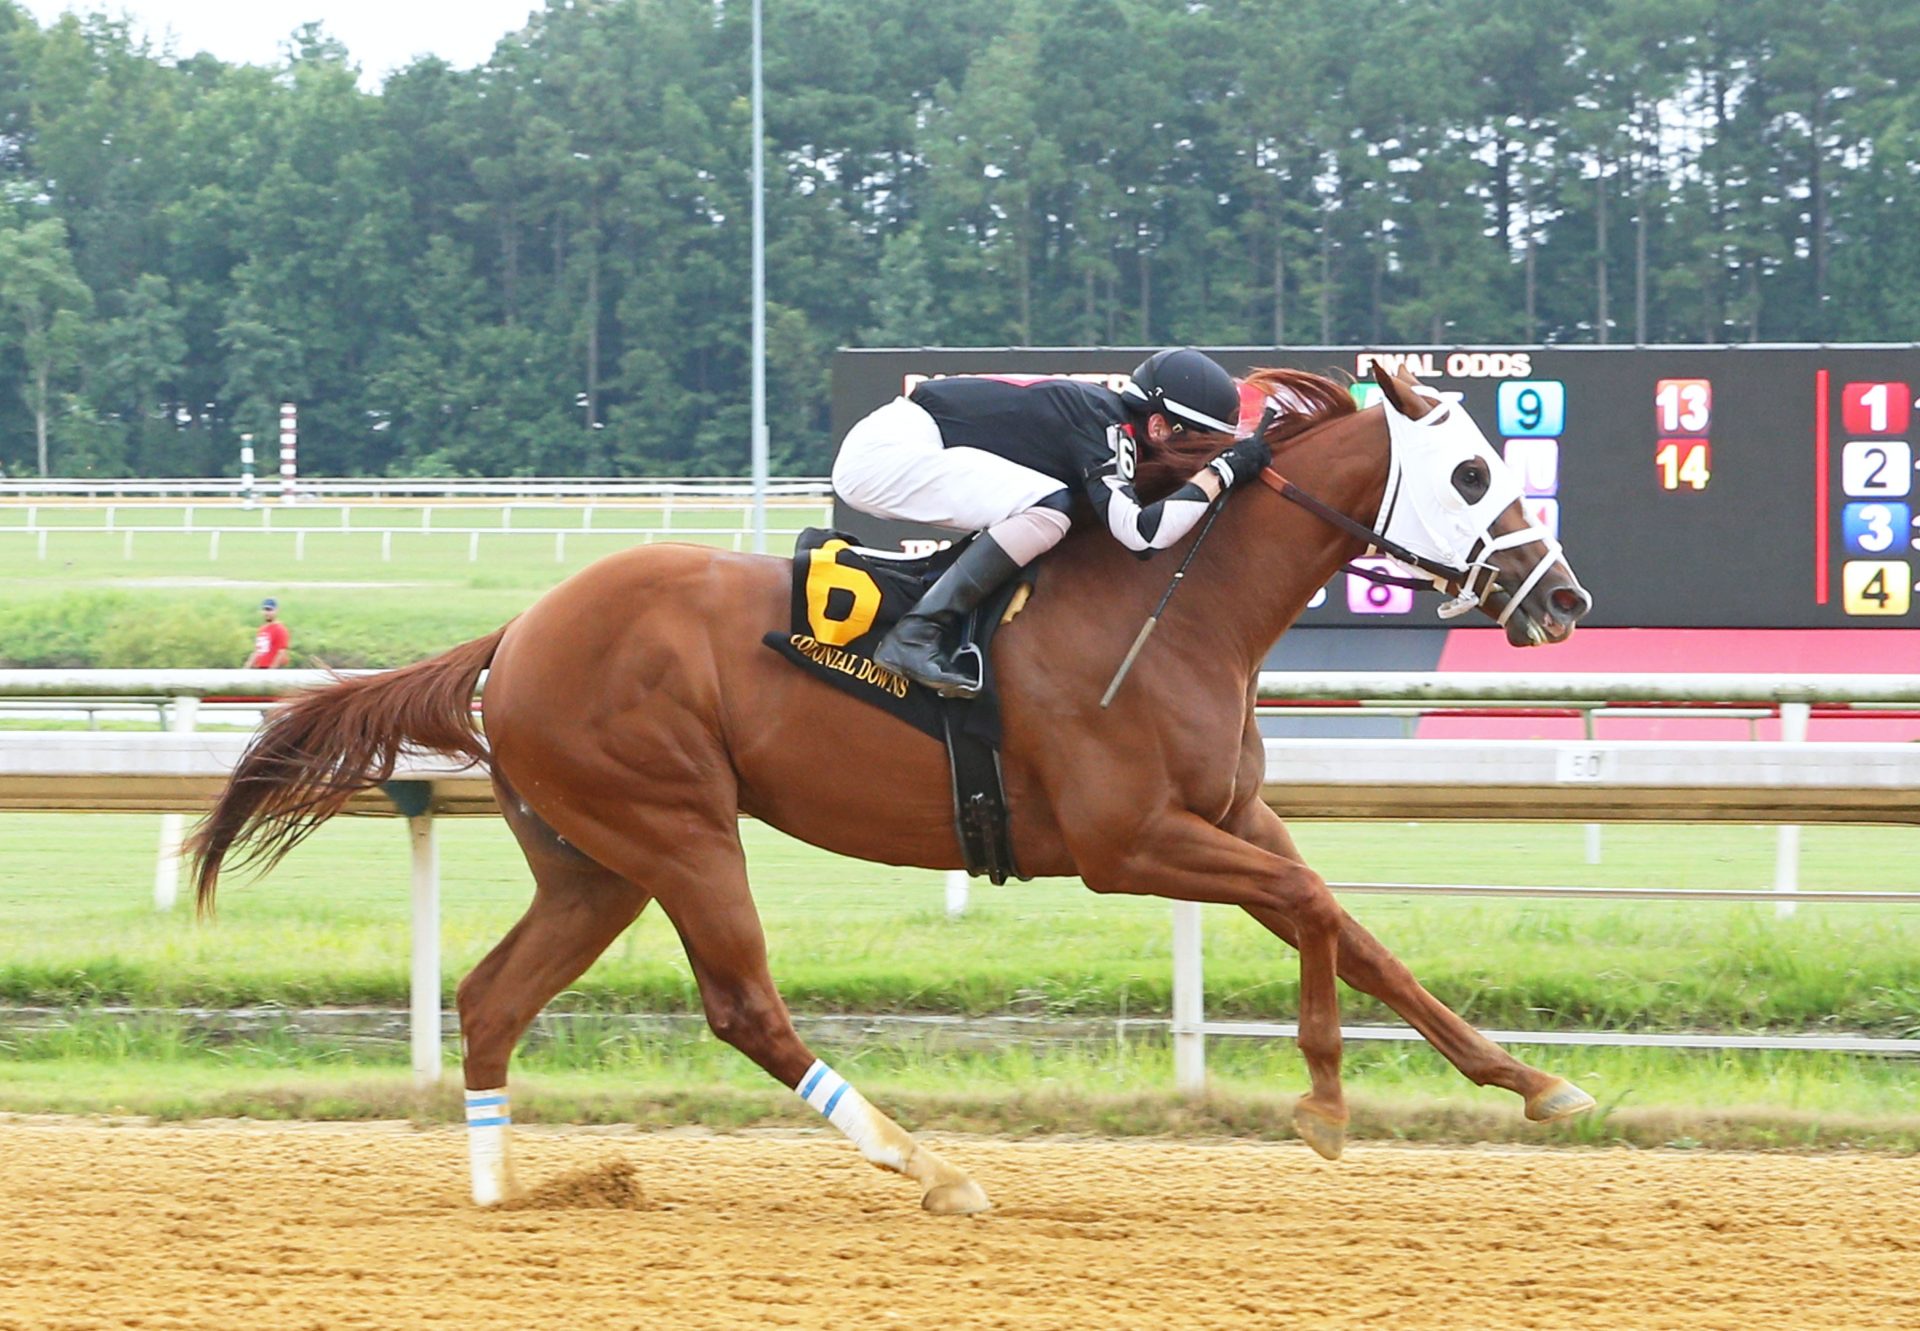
[762, 529, 1033, 884]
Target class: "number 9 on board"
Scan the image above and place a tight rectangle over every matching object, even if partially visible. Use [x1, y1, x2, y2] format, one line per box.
[1497, 381, 1565, 437]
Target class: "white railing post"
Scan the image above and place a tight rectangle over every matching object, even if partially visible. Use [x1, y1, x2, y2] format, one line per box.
[944, 869, 969, 918]
[1583, 708, 1603, 865]
[152, 695, 201, 910]
[1172, 900, 1205, 1092]
[1775, 701, 1811, 918]
[409, 811, 443, 1085]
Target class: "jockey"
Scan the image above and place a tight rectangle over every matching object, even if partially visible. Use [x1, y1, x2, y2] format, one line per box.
[833, 347, 1271, 697]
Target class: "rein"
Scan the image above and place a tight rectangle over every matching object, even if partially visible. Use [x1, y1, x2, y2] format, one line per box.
[1257, 466, 1464, 593]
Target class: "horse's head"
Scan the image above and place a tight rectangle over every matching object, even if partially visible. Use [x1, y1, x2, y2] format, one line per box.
[1368, 364, 1591, 646]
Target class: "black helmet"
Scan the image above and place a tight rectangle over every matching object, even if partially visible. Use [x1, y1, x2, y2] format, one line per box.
[1122, 348, 1240, 435]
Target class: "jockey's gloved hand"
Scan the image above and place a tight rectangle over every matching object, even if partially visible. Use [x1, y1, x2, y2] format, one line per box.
[1208, 435, 1272, 490]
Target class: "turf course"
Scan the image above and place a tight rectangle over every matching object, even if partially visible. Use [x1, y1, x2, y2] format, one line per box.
[9, 816, 1920, 1031]
[5, 814, 1919, 1146]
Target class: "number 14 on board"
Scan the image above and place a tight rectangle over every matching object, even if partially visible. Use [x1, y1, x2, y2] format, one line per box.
[1655, 439, 1711, 491]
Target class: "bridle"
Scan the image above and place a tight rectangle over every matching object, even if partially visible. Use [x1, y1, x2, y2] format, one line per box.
[1258, 466, 1464, 591]
[1100, 395, 1576, 707]
[1255, 397, 1575, 628]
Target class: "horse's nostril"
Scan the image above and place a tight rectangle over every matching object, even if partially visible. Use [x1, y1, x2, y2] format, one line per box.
[1550, 585, 1590, 620]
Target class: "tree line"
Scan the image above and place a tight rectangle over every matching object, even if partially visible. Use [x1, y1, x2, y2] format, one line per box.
[0, 0, 1915, 478]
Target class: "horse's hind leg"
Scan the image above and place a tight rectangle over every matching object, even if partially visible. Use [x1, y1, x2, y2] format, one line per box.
[1071, 807, 1350, 1159]
[1231, 801, 1595, 1123]
[455, 781, 651, 1204]
[589, 810, 990, 1215]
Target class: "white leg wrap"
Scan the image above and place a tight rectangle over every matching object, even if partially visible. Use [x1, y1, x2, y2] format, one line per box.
[796, 1060, 907, 1170]
[465, 1087, 512, 1206]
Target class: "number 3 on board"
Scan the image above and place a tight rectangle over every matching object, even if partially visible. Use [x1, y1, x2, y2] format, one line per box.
[804, 539, 885, 645]
[1655, 439, 1711, 491]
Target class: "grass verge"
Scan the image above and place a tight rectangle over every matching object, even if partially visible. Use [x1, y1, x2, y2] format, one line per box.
[5, 1018, 1918, 1151]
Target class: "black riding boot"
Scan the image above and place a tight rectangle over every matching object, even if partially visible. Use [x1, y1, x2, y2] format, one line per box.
[872, 533, 1022, 698]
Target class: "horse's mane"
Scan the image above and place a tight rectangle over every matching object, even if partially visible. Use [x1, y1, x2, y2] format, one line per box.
[1243, 367, 1360, 446]
[1132, 367, 1357, 500]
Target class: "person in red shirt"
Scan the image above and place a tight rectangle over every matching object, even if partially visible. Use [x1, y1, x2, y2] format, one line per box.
[246, 598, 291, 668]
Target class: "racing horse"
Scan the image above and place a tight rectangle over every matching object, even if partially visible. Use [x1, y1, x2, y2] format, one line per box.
[190, 364, 1594, 1214]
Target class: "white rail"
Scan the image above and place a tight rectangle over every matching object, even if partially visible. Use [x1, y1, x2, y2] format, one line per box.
[1254, 670, 1920, 705]
[0, 476, 834, 500]
[2, 491, 835, 562]
[7, 668, 1917, 703]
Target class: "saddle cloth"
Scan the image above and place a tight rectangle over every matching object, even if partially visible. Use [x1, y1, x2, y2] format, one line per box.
[761, 528, 1033, 882]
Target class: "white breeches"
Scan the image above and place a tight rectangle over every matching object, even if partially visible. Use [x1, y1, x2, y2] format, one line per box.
[834, 396, 1068, 530]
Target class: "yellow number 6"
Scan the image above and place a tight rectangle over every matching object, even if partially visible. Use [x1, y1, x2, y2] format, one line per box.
[805, 539, 884, 646]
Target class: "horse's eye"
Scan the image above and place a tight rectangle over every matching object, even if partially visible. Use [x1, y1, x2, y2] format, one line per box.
[1452, 460, 1490, 503]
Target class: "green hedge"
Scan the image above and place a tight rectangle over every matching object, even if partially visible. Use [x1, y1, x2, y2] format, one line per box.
[0, 590, 517, 669]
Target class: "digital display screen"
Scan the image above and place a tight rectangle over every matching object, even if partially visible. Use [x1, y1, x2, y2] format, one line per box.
[830, 346, 1920, 629]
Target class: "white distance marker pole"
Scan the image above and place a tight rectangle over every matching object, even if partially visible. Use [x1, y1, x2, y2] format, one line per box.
[279, 403, 297, 506]
[152, 695, 202, 910]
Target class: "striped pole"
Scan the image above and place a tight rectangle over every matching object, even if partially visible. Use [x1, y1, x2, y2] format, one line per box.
[239, 435, 255, 510]
[278, 403, 297, 506]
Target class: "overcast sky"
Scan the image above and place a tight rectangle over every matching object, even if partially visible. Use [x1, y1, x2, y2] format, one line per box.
[21, 1, 543, 86]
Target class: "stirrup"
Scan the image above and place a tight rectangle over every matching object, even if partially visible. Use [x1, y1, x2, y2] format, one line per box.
[942, 643, 985, 698]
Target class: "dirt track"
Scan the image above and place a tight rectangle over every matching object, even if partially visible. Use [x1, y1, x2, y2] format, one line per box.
[3, 1121, 1916, 1330]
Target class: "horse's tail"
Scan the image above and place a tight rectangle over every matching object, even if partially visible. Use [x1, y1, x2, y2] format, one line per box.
[188, 624, 509, 916]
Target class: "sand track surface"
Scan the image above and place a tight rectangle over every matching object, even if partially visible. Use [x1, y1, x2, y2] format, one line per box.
[3, 1121, 1916, 1330]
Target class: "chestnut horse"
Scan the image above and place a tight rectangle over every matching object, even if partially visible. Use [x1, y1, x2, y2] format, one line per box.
[191, 365, 1594, 1214]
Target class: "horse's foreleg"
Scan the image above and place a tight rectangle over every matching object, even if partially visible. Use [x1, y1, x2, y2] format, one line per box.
[457, 791, 651, 1205]
[1076, 809, 1348, 1160]
[1230, 801, 1595, 1122]
[618, 817, 990, 1215]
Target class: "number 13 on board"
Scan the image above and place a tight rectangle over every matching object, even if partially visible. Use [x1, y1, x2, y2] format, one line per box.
[1655, 439, 1711, 491]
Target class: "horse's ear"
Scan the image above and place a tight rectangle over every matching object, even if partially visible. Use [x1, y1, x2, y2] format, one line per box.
[1371, 362, 1430, 418]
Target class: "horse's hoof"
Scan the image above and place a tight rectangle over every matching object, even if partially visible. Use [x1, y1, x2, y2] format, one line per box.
[921, 1178, 992, 1215]
[1526, 1078, 1597, 1123]
[1293, 1102, 1347, 1161]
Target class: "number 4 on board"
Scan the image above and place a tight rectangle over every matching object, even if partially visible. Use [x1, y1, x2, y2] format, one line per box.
[1841, 560, 1913, 616]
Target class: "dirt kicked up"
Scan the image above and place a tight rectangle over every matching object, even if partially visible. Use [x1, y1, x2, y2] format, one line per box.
[3, 1121, 1916, 1331]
